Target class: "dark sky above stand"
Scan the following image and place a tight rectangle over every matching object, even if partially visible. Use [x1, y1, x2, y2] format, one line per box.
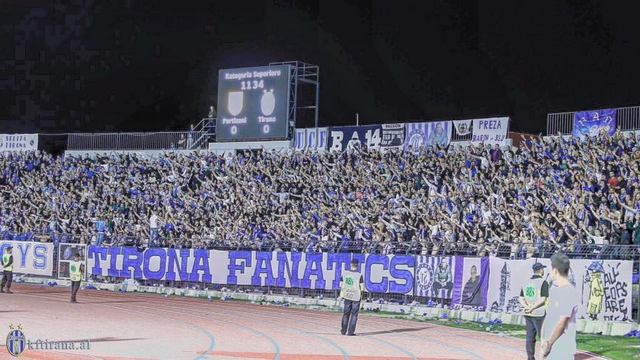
[1, 0, 639, 134]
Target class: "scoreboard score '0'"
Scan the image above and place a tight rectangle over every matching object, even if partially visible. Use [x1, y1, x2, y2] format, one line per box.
[216, 65, 291, 141]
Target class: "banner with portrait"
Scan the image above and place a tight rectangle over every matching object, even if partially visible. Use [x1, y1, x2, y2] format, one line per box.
[572, 109, 617, 138]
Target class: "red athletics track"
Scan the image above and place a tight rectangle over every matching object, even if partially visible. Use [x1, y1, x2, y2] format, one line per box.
[0, 283, 604, 360]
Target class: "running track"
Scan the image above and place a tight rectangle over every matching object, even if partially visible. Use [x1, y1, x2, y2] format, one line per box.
[0, 284, 603, 360]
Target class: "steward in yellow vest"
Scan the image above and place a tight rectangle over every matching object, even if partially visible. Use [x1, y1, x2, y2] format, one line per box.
[69, 252, 85, 303]
[1, 245, 14, 294]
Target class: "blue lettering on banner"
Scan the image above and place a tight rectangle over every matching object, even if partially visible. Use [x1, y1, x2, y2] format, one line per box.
[301, 253, 325, 289]
[480, 120, 502, 129]
[18, 243, 30, 268]
[33, 244, 47, 270]
[88, 246, 108, 275]
[365, 255, 389, 293]
[227, 251, 251, 285]
[252, 252, 275, 286]
[143, 248, 166, 280]
[108, 247, 120, 277]
[166, 248, 191, 281]
[122, 246, 143, 279]
[276, 251, 302, 287]
[190, 249, 212, 283]
[389, 255, 415, 294]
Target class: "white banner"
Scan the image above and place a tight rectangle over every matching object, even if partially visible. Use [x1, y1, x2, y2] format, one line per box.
[305, 127, 328, 151]
[487, 258, 633, 322]
[294, 128, 328, 151]
[471, 117, 508, 144]
[0, 241, 54, 276]
[87, 247, 415, 294]
[0, 134, 38, 151]
[294, 129, 306, 151]
[380, 123, 405, 150]
[453, 120, 472, 136]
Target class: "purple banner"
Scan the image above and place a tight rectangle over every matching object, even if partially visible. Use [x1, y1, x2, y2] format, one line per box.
[572, 108, 617, 138]
[451, 257, 489, 310]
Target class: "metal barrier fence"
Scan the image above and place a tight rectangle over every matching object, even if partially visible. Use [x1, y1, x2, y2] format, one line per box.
[8, 233, 638, 260]
[66, 131, 208, 150]
[546, 105, 640, 135]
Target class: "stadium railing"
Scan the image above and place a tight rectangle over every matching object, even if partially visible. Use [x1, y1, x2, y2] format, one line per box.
[546, 104, 640, 135]
[66, 131, 208, 150]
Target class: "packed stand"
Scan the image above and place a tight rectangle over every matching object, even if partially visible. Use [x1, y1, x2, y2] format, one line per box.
[1, 131, 640, 259]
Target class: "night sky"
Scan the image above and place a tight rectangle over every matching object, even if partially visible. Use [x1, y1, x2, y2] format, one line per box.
[1, 0, 640, 134]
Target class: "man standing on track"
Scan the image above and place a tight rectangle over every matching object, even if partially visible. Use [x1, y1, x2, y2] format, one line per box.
[340, 258, 365, 336]
[69, 252, 85, 303]
[1, 245, 14, 294]
[541, 253, 579, 359]
[518, 262, 549, 360]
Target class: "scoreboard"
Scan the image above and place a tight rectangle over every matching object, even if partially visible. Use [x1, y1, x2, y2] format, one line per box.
[216, 65, 291, 141]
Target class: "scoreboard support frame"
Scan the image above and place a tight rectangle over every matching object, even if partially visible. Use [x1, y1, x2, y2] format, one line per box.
[269, 61, 320, 136]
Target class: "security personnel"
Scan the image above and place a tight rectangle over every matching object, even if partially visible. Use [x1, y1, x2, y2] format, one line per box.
[340, 258, 365, 336]
[69, 253, 85, 303]
[1, 246, 14, 294]
[519, 262, 549, 360]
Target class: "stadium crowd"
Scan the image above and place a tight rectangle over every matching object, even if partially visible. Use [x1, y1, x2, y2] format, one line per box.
[1, 131, 640, 259]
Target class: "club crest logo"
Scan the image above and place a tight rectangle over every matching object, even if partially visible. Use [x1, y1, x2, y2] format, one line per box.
[227, 91, 244, 116]
[6, 324, 26, 357]
[415, 262, 433, 292]
[260, 89, 275, 116]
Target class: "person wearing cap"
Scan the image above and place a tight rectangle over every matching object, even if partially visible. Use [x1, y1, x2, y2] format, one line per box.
[541, 253, 579, 359]
[518, 262, 549, 360]
[69, 252, 85, 303]
[339, 258, 365, 336]
[1, 245, 14, 294]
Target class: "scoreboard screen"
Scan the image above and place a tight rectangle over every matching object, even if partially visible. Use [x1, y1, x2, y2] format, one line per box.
[216, 65, 291, 141]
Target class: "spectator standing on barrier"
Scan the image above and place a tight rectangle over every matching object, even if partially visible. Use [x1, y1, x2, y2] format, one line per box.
[518, 262, 549, 360]
[340, 258, 364, 336]
[149, 212, 159, 247]
[541, 253, 578, 359]
[1, 245, 14, 294]
[69, 252, 85, 303]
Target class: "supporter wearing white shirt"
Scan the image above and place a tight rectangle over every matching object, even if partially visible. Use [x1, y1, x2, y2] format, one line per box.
[149, 213, 159, 246]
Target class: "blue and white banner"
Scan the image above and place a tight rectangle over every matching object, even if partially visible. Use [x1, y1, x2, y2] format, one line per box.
[0, 134, 38, 151]
[572, 109, 617, 138]
[404, 121, 452, 152]
[84, 246, 634, 320]
[328, 125, 383, 152]
[87, 247, 415, 294]
[414, 256, 456, 298]
[471, 117, 509, 144]
[294, 129, 306, 151]
[0, 240, 54, 276]
[295, 128, 328, 151]
[306, 127, 328, 151]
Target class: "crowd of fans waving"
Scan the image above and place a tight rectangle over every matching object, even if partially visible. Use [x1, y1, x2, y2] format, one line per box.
[1, 131, 640, 259]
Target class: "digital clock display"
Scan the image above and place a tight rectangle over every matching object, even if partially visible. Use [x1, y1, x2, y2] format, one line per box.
[216, 65, 291, 142]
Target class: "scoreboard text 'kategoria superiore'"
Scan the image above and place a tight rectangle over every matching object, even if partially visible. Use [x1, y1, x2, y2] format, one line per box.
[216, 65, 291, 141]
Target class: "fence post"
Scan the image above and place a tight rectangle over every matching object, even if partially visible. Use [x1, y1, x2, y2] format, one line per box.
[636, 259, 640, 323]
